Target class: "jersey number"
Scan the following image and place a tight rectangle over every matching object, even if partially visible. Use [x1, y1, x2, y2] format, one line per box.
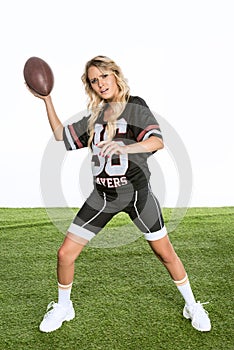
[92, 119, 128, 176]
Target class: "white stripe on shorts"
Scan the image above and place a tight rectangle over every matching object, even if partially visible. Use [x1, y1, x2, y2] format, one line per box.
[68, 223, 96, 241]
[144, 226, 167, 241]
[134, 186, 167, 241]
[68, 193, 107, 241]
[82, 193, 107, 228]
[148, 184, 163, 229]
[133, 190, 151, 233]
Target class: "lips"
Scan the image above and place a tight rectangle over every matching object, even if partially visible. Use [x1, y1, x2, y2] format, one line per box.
[100, 88, 109, 94]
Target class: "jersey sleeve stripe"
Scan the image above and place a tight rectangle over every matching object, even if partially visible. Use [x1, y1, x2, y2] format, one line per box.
[142, 129, 162, 141]
[136, 125, 161, 142]
[68, 125, 83, 149]
[64, 126, 76, 150]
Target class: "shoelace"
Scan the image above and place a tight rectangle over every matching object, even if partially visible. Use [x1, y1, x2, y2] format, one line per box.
[46, 301, 56, 311]
[194, 301, 210, 316]
[44, 301, 57, 318]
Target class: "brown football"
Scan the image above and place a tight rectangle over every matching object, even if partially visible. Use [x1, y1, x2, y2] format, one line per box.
[23, 57, 54, 96]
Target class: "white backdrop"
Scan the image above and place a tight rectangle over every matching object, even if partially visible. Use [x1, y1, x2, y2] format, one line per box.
[0, 0, 233, 207]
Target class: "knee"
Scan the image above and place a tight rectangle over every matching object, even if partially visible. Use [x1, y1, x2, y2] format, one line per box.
[150, 240, 178, 264]
[157, 249, 178, 264]
[149, 236, 179, 264]
[57, 246, 74, 266]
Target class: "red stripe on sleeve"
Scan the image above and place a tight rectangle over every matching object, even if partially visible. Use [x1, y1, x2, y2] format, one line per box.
[136, 125, 160, 142]
[69, 125, 83, 149]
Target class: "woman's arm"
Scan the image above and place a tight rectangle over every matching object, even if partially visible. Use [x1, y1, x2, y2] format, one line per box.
[97, 136, 164, 157]
[42, 95, 63, 141]
[27, 87, 63, 141]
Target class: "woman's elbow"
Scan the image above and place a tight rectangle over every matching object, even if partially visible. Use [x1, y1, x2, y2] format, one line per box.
[54, 134, 63, 141]
[158, 140, 164, 150]
[54, 126, 64, 141]
[153, 137, 164, 151]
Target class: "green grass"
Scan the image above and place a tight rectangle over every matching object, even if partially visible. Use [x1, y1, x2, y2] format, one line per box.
[0, 207, 233, 350]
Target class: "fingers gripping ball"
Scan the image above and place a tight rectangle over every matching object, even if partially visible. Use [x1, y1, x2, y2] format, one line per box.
[23, 57, 54, 96]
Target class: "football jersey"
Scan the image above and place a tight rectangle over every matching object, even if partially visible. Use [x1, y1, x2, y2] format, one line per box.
[63, 96, 163, 193]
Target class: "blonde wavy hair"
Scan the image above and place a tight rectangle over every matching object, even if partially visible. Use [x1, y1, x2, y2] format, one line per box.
[81, 56, 130, 147]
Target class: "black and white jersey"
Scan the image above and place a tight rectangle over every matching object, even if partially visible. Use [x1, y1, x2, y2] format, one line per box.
[63, 96, 163, 192]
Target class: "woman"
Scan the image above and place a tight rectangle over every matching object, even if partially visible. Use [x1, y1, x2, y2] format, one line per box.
[28, 55, 211, 333]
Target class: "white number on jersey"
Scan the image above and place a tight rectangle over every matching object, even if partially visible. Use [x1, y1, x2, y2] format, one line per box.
[92, 118, 128, 177]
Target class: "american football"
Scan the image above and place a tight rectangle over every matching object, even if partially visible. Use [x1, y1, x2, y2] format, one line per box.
[23, 56, 54, 96]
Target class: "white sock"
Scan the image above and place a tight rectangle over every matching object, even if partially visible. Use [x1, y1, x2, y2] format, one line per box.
[174, 274, 196, 306]
[58, 282, 73, 306]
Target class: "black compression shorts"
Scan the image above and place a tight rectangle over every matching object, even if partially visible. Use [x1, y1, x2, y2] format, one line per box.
[67, 185, 167, 242]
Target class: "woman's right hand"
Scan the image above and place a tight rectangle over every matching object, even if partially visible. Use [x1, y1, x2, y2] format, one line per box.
[25, 82, 50, 100]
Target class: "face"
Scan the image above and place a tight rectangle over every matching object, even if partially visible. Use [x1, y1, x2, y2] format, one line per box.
[88, 66, 120, 102]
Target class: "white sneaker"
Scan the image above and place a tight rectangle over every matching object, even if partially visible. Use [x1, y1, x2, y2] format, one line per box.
[183, 301, 211, 332]
[39, 301, 75, 333]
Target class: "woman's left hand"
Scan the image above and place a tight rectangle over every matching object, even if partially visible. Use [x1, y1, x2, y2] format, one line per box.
[97, 140, 127, 158]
